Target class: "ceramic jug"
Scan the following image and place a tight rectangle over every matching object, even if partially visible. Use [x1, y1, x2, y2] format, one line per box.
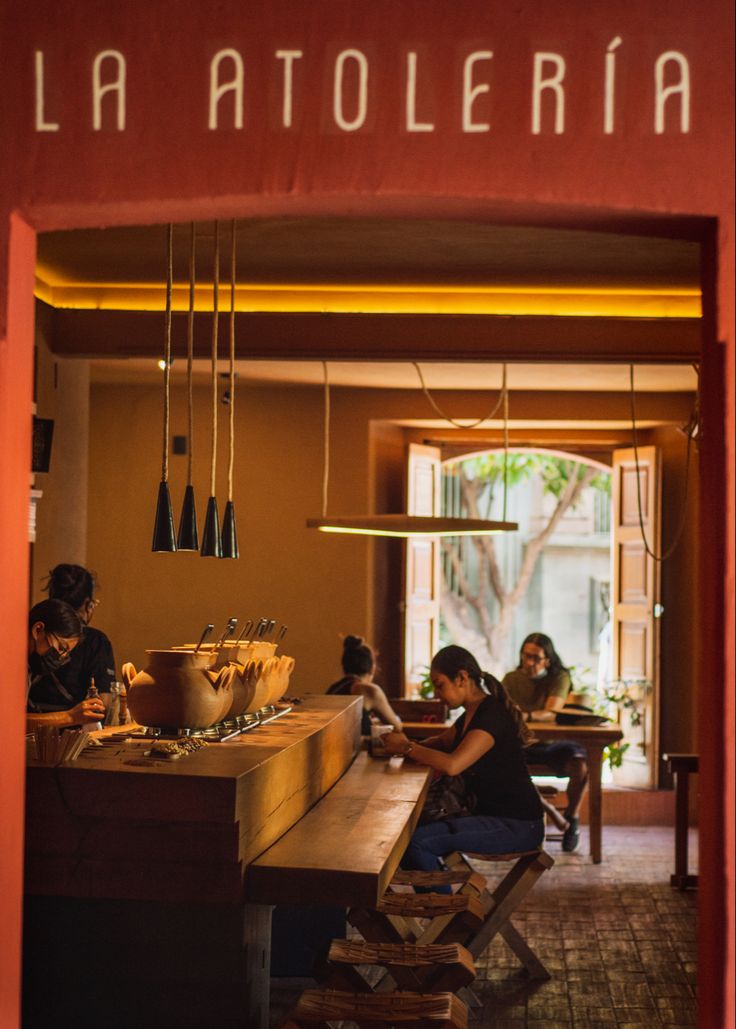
[122, 650, 236, 729]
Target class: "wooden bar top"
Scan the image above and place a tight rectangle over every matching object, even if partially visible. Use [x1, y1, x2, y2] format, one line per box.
[25, 695, 362, 904]
[247, 752, 431, 908]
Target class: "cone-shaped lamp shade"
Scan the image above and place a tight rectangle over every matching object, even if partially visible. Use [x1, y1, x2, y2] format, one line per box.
[177, 484, 199, 551]
[220, 500, 239, 559]
[152, 481, 177, 552]
[200, 496, 222, 557]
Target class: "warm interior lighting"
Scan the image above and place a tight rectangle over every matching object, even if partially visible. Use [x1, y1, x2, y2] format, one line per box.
[33, 268, 702, 319]
[307, 361, 519, 539]
[307, 516, 518, 538]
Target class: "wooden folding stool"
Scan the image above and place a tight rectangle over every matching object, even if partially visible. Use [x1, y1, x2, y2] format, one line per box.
[353, 849, 554, 981]
[281, 988, 468, 1028]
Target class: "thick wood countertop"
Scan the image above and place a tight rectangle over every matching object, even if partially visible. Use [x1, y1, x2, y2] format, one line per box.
[247, 752, 431, 908]
[25, 695, 361, 904]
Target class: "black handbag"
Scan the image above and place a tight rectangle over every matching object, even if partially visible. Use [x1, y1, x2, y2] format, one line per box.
[418, 773, 476, 825]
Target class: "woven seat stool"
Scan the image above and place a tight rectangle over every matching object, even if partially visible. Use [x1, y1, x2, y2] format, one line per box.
[379, 849, 554, 980]
[281, 988, 468, 1028]
[318, 938, 476, 995]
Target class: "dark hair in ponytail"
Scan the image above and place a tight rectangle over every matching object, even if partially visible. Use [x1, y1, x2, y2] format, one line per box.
[44, 564, 97, 611]
[341, 634, 375, 677]
[431, 644, 531, 745]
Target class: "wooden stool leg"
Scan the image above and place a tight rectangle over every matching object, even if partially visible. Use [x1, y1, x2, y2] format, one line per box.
[498, 921, 550, 980]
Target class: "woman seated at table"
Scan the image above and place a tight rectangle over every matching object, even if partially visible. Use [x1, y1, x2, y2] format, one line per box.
[29, 563, 117, 709]
[27, 599, 106, 729]
[383, 645, 543, 875]
[326, 634, 402, 735]
[502, 632, 588, 853]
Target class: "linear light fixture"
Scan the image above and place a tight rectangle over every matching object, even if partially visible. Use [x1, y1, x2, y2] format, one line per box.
[306, 362, 519, 539]
[307, 515, 517, 538]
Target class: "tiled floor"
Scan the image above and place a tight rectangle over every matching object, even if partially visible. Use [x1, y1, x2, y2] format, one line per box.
[270, 826, 697, 1027]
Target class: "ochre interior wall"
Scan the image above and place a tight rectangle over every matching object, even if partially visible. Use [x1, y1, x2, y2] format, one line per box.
[28, 371, 696, 758]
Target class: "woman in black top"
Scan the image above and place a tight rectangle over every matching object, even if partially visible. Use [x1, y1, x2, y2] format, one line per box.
[384, 645, 544, 872]
[27, 599, 106, 729]
[28, 564, 116, 713]
[326, 635, 402, 736]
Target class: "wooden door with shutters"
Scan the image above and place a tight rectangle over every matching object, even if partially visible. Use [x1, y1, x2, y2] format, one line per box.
[611, 445, 662, 788]
[402, 444, 441, 694]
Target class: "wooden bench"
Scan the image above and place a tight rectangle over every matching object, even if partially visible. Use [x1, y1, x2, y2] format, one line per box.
[663, 753, 699, 890]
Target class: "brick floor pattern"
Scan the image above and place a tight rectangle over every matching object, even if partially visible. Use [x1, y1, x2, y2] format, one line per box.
[270, 825, 697, 1028]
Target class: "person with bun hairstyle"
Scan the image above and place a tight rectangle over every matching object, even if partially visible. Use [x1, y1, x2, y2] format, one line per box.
[326, 635, 403, 736]
[27, 564, 117, 716]
[27, 599, 106, 728]
[502, 632, 588, 853]
[383, 645, 544, 874]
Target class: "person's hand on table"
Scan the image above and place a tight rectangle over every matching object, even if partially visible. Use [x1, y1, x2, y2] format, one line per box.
[383, 730, 413, 756]
[69, 697, 106, 725]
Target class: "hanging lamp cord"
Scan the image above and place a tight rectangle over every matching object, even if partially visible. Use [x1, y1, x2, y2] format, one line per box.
[161, 223, 173, 483]
[322, 361, 330, 518]
[186, 222, 196, 487]
[227, 219, 236, 502]
[413, 361, 505, 428]
[209, 222, 220, 497]
[630, 363, 695, 562]
[502, 363, 509, 522]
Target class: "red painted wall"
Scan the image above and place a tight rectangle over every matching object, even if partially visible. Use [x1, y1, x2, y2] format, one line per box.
[0, 2, 733, 1025]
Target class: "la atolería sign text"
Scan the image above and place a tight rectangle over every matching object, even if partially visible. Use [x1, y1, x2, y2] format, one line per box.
[33, 40, 691, 138]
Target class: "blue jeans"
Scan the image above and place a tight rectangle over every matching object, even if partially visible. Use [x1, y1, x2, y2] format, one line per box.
[402, 815, 545, 890]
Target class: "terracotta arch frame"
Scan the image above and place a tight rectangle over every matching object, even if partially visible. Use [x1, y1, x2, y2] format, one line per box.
[0, 199, 729, 1029]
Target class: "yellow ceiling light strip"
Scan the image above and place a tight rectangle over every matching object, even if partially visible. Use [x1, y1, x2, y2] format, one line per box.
[34, 271, 701, 319]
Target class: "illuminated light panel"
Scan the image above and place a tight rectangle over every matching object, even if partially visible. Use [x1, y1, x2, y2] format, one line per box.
[306, 516, 518, 538]
[34, 269, 702, 319]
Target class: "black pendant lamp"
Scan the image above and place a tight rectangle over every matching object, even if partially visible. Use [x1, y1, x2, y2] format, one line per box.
[201, 221, 222, 558]
[221, 219, 239, 558]
[152, 224, 177, 552]
[177, 223, 199, 550]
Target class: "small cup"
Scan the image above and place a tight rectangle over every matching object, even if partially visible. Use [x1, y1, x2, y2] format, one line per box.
[370, 723, 393, 758]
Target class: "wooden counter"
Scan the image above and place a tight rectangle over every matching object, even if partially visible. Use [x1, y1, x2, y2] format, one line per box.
[248, 751, 431, 908]
[23, 695, 430, 1029]
[25, 694, 361, 904]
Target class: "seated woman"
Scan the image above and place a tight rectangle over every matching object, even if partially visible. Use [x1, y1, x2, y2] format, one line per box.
[27, 599, 106, 729]
[502, 632, 588, 853]
[326, 635, 403, 735]
[383, 645, 543, 875]
[28, 564, 117, 714]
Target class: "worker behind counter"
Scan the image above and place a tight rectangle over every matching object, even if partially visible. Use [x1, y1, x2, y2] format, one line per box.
[26, 599, 106, 729]
[28, 564, 117, 715]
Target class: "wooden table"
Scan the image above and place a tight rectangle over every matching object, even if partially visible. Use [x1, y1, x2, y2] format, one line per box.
[23, 697, 430, 1029]
[404, 719, 623, 864]
[527, 722, 624, 864]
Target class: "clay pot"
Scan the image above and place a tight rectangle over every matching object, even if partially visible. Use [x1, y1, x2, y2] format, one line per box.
[122, 650, 236, 729]
[261, 655, 296, 706]
[235, 659, 271, 714]
[175, 640, 277, 667]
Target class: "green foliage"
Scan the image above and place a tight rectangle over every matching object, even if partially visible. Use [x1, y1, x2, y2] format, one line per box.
[417, 665, 434, 699]
[604, 741, 631, 768]
[456, 452, 611, 510]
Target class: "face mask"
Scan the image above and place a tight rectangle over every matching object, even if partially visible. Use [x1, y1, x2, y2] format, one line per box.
[40, 635, 71, 672]
[531, 667, 548, 680]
